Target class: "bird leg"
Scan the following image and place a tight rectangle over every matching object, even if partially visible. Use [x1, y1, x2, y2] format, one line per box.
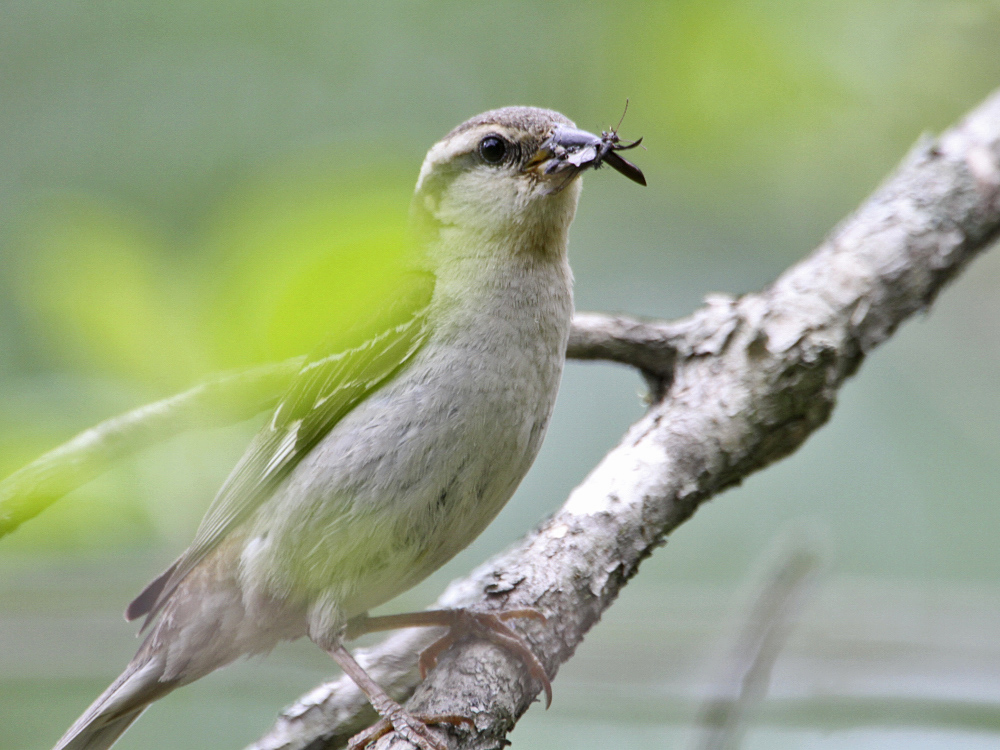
[328, 645, 471, 750]
[346, 607, 552, 708]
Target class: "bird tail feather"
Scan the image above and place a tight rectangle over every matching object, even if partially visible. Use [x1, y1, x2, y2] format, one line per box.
[53, 658, 174, 750]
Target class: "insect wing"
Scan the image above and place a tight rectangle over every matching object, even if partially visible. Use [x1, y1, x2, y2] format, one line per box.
[602, 150, 647, 186]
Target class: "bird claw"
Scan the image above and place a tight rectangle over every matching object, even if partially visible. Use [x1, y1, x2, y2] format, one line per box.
[347, 711, 472, 750]
[417, 608, 552, 708]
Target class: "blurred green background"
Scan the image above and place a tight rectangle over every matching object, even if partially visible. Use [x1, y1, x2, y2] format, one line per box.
[3, 1, 1000, 748]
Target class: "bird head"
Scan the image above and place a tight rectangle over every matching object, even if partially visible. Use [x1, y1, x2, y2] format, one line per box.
[411, 107, 644, 254]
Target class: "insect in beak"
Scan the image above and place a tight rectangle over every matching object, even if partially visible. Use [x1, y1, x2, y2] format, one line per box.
[595, 133, 646, 186]
[528, 114, 647, 187]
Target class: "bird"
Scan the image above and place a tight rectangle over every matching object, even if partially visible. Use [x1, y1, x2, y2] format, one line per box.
[53, 106, 645, 750]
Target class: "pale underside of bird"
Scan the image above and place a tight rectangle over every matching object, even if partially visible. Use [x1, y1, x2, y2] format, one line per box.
[53, 105, 645, 750]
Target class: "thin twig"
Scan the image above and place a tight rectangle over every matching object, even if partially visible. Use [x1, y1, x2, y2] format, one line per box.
[0, 358, 303, 538]
[693, 532, 825, 750]
[0, 312, 685, 541]
[0, 312, 677, 542]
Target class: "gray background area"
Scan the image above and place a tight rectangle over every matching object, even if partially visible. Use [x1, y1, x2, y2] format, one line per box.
[2, 2, 1000, 748]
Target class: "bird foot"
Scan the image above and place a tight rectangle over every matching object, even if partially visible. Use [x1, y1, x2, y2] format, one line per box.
[345, 606, 552, 708]
[347, 709, 472, 750]
[417, 608, 552, 708]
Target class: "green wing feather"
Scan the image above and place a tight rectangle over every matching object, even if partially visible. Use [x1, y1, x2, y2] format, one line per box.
[127, 272, 435, 628]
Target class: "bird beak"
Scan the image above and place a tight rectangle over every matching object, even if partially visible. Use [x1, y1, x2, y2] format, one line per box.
[525, 125, 647, 187]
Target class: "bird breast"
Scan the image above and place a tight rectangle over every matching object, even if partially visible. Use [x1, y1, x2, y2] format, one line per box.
[240, 250, 573, 620]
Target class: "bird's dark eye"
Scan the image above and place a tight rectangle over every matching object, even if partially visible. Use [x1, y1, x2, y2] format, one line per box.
[478, 135, 509, 165]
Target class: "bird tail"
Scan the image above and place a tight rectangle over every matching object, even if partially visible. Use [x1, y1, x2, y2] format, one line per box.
[53, 657, 175, 750]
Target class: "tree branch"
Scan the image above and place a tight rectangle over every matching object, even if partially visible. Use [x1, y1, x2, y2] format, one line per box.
[245, 89, 1000, 750]
[0, 359, 303, 538]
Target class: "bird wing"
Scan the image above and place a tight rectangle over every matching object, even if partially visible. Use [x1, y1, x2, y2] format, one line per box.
[127, 272, 436, 629]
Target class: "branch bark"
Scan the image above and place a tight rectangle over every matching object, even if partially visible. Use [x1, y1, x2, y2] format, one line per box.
[245, 89, 1000, 750]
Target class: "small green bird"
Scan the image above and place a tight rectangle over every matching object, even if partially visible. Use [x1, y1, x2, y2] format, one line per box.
[53, 106, 645, 750]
